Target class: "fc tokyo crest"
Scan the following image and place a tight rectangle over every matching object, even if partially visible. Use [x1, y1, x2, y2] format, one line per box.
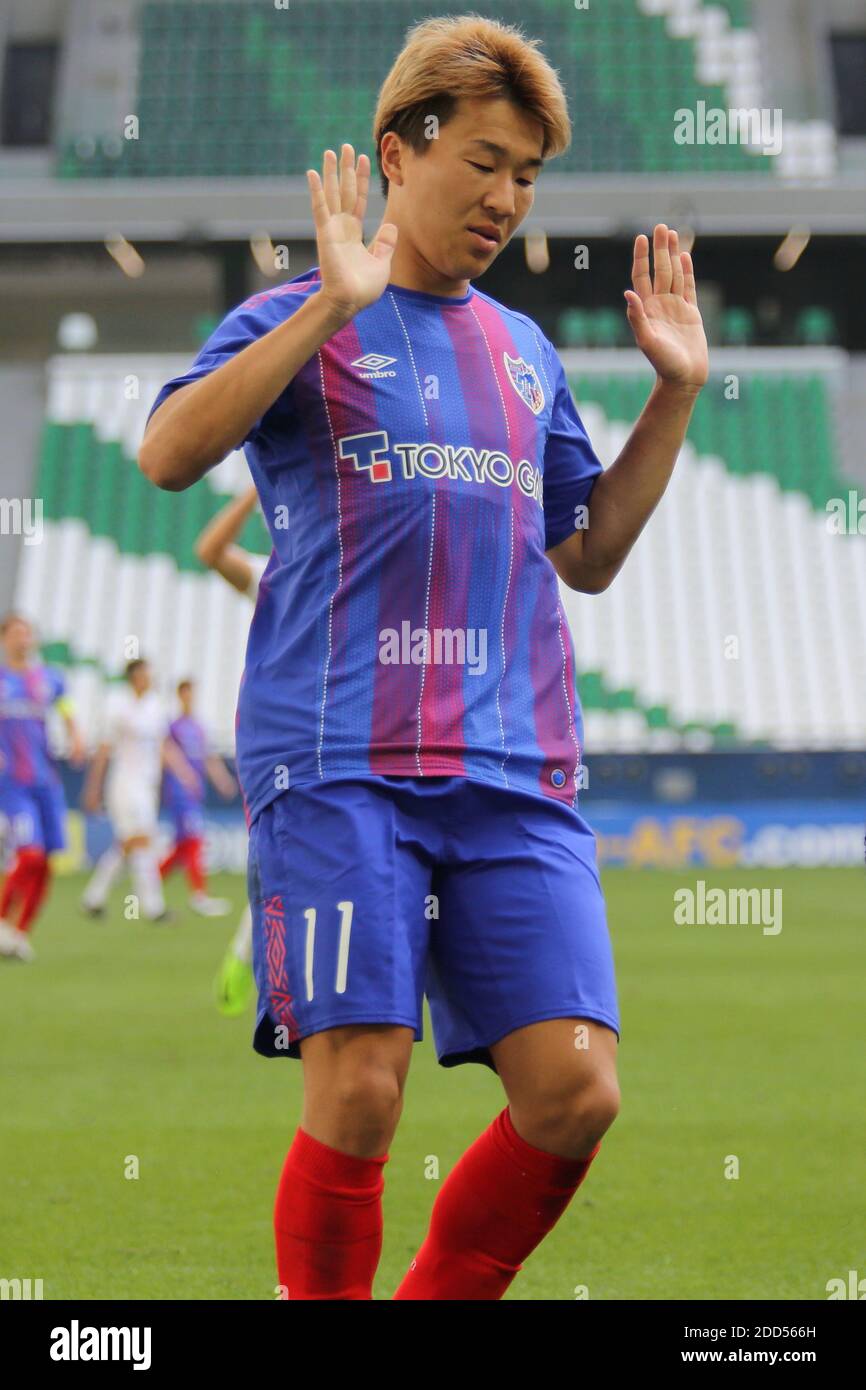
[503, 352, 545, 415]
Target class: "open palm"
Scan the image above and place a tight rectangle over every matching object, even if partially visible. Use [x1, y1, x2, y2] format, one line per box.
[307, 144, 398, 320]
[624, 224, 709, 390]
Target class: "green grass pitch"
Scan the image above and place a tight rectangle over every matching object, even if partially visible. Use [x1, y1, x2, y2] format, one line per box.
[1, 868, 862, 1300]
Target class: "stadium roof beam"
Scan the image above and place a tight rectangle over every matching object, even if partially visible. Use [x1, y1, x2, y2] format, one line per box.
[3, 174, 866, 242]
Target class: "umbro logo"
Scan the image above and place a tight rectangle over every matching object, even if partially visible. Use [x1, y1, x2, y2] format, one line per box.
[351, 352, 397, 379]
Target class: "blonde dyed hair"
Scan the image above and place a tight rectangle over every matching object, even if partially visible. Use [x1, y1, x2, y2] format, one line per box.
[373, 13, 571, 197]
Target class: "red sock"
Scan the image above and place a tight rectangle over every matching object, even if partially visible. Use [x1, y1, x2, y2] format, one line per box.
[17, 852, 50, 933]
[183, 836, 206, 893]
[0, 847, 44, 925]
[393, 1106, 601, 1301]
[274, 1127, 388, 1300]
[158, 843, 185, 879]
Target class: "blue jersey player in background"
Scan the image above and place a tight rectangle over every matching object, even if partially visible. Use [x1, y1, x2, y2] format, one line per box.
[159, 678, 238, 917]
[0, 612, 85, 961]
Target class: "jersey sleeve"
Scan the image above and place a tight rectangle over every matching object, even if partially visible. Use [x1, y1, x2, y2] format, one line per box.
[542, 340, 604, 551]
[147, 299, 296, 448]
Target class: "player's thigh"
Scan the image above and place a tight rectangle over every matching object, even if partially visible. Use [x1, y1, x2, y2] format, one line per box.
[33, 783, 67, 854]
[175, 803, 204, 840]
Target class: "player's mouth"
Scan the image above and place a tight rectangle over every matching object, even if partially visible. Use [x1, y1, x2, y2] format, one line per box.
[467, 224, 503, 253]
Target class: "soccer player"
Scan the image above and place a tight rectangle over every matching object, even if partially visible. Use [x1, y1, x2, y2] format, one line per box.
[0, 612, 85, 961]
[159, 677, 238, 917]
[192, 486, 269, 1015]
[139, 15, 708, 1300]
[81, 658, 199, 922]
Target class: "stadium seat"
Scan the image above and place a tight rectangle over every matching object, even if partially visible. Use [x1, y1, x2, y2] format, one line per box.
[557, 309, 592, 348]
[720, 306, 755, 345]
[13, 345, 862, 756]
[58, 0, 814, 181]
[795, 305, 837, 347]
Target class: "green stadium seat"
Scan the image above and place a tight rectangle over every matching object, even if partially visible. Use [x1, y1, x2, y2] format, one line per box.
[58, 0, 768, 180]
[19, 350, 859, 757]
[557, 308, 592, 348]
[591, 308, 628, 348]
[721, 306, 755, 345]
[795, 306, 837, 346]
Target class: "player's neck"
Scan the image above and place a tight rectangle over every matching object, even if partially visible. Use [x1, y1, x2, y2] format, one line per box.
[385, 235, 471, 300]
[5, 656, 30, 670]
[387, 272, 471, 299]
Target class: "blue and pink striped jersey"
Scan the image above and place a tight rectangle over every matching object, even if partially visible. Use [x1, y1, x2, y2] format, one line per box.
[163, 714, 206, 806]
[0, 664, 66, 787]
[149, 268, 602, 827]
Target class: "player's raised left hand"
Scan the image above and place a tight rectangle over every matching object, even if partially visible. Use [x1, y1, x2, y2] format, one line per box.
[624, 225, 709, 392]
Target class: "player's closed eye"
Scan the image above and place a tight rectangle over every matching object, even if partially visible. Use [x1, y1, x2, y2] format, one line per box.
[467, 160, 535, 187]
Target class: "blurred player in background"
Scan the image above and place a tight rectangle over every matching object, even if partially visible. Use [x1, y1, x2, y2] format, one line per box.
[0, 612, 85, 961]
[159, 677, 238, 918]
[81, 658, 199, 922]
[193, 486, 269, 1015]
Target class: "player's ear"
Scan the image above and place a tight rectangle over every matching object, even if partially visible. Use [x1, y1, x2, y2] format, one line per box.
[379, 131, 405, 188]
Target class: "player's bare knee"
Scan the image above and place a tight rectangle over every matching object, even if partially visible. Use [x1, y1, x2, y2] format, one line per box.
[328, 1056, 404, 1137]
[513, 1074, 620, 1155]
[575, 1076, 621, 1137]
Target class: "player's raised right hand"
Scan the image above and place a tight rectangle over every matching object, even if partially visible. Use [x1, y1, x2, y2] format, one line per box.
[307, 144, 397, 321]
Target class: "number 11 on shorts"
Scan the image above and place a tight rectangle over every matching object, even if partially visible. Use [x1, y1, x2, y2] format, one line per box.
[303, 900, 354, 1001]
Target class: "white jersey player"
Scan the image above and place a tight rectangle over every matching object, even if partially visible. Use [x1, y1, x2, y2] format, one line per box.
[81, 658, 198, 920]
[104, 682, 166, 839]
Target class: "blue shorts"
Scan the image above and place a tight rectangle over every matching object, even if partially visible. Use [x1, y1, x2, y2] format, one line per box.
[0, 779, 67, 854]
[165, 798, 205, 841]
[247, 776, 619, 1071]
